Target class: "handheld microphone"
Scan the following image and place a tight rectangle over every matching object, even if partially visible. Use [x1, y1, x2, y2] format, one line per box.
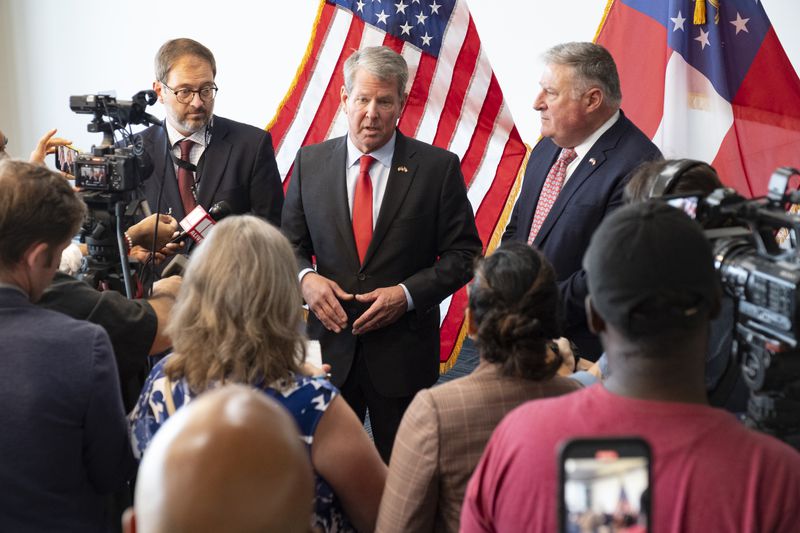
[170, 200, 232, 244]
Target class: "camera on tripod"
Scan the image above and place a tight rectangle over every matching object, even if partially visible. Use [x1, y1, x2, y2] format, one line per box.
[673, 167, 800, 447]
[69, 91, 160, 193]
[68, 90, 161, 296]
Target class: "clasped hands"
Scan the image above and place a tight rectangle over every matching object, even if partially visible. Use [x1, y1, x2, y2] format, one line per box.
[301, 272, 407, 335]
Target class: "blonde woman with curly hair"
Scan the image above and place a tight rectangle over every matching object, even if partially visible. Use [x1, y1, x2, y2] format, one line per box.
[130, 216, 386, 533]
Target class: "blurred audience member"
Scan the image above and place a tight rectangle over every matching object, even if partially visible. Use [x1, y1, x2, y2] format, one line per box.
[0, 160, 134, 531]
[124, 385, 313, 533]
[377, 242, 581, 532]
[130, 215, 386, 533]
[462, 202, 800, 532]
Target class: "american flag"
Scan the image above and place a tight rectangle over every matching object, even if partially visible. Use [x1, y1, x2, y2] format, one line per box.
[596, 0, 800, 196]
[268, 0, 528, 371]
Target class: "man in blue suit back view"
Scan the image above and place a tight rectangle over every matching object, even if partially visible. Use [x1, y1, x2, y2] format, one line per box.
[0, 160, 134, 531]
[503, 42, 662, 359]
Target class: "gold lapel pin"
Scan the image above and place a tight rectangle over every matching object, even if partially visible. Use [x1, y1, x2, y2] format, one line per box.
[397, 165, 408, 173]
[589, 158, 597, 166]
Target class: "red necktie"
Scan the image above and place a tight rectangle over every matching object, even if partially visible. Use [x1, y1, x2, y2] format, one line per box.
[177, 139, 197, 215]
[352, 155, 376, 264]
[527, 148, 578, 244]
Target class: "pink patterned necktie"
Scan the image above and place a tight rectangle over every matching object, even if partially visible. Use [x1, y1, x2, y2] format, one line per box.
[177, 139, 197, 215]
[527, 148, 578, 244]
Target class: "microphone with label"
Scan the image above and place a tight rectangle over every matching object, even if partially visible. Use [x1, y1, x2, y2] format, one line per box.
[169, 200, 232, 245]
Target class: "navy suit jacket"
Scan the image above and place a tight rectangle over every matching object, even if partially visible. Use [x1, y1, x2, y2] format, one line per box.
[0, 287, 134, 531]
[282, 131, 482, 397]
[503, 111, 661, 356]
[139, 115, 283, 226]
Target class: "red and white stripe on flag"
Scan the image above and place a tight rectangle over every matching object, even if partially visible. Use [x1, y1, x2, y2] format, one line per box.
[267, 0, 528, 372]
[595, 0, 800, 197]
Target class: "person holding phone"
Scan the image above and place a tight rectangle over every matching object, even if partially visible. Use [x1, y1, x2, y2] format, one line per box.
[462, 202, 800, 532]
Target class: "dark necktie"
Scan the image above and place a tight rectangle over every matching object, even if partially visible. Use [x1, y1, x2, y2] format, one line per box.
[352, 155, 376, 264]
[177, 139, 197, 215]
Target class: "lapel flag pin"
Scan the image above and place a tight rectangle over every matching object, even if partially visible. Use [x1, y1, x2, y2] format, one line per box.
[588, 158, 597, 166]
[397, 165, 408, 173]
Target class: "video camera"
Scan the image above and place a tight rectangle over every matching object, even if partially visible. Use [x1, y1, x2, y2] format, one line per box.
[68, 90, 161, 297]
[683, 167, 800, 448]
[69, 91, 160, 193]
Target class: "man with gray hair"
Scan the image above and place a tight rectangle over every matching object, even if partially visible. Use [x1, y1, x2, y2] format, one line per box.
[502, 41, 661, 359]
[282, 45, 482, 462]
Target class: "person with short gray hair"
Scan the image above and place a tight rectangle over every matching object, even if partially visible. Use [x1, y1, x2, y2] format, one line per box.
[502, 41, 661, 359]
[543, 41, 622, 108]
[282, 45, 481, 463]
[343, 45, 409, 98]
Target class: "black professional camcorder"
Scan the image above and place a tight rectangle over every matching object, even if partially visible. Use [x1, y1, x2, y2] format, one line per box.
[68, 91, 161, 297]
[69, 91, 160, 193]
[678, 167, 800, 448]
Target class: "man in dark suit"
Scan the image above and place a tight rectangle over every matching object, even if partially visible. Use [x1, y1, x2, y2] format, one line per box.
[282, 46, 481, 462]
[0, 160, 134, 531]
[139, 38, 283, 227]
[503, 42, 661, 359]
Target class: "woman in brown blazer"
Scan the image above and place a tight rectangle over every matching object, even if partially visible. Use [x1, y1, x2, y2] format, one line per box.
[376, 241, 582, 533]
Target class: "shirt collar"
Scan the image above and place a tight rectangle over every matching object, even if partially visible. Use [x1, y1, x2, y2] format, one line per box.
[165, 118, 212, 148]
[0, 281, 27, 298]
[573, 110, 620, 160]
[346, 131, 396, 169]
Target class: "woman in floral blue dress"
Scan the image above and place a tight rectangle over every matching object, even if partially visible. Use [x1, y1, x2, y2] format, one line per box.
[129, 216, 386, 533]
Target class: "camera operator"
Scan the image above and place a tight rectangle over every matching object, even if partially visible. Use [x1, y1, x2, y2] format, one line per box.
[622, 158, 749, 412]
[571, 159, 749, 412]
[39, 212, 183, 412]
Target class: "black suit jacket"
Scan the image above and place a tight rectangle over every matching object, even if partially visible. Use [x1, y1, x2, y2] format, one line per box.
[503, 111, 661, 356]
[282, 131, 482, 397]
[139, 115, 283, 226]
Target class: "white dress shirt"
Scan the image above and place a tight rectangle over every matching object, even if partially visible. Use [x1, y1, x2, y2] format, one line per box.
[300, 132, 414, 309]
[563, 110, 620, 185]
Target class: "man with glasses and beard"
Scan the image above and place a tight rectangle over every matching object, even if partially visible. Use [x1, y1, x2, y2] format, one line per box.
[139, 38, 283, 228]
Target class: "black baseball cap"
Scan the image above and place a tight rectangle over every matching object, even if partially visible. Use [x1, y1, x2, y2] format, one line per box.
[583, 201, 720, 336]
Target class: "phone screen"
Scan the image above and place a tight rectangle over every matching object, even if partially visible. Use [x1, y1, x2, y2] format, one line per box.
[665, 195, 700, 219]
[55, 145, 80, 176]
[559, 438, 651, 533]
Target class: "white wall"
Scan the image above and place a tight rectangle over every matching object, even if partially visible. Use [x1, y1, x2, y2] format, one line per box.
[1, 0, 797, 158]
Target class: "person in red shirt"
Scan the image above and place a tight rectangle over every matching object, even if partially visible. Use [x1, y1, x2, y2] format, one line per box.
[461, 202, 800, 532]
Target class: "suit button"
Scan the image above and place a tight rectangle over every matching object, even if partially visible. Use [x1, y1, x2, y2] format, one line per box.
[357, 274, 366, 281]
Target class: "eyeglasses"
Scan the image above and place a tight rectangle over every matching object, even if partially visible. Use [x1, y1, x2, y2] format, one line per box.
[160, 81, 218, 104]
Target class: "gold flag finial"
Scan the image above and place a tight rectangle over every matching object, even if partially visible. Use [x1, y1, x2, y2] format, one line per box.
[694, 0, 707, 25]
[694, 0, 721, 26]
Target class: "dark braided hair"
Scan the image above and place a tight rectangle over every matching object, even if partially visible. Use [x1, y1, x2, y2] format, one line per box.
[468, 241, 564, 380]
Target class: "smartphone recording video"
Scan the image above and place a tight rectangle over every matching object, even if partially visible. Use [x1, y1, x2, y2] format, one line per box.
[665, 195, 700, 220]
[54, 145, 79, 176]
[559, 437, 651, 533]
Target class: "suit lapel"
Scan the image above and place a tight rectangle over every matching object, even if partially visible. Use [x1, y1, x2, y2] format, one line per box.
[329, 138, 362, 268]
[362, 132, 416, 268]
[533, 117, 627, 247]
[196, 117, 232, 209]
[148, 126, 186, 219]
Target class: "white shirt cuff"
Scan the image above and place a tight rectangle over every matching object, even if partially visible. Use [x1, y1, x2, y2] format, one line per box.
[399, 283, 415, 311]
